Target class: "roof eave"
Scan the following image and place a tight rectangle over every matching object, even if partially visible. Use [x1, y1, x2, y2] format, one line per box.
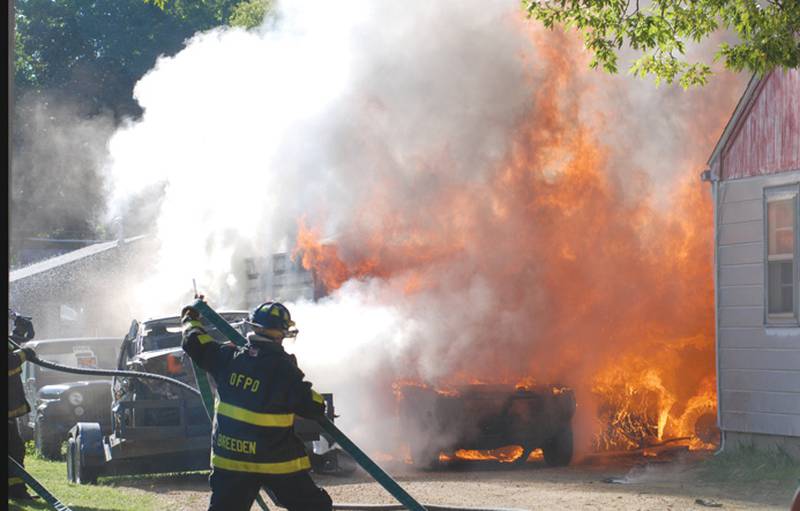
[706, 72, 764, 169]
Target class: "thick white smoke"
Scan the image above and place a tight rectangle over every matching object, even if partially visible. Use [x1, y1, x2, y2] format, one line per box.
[104, 0, 745, 451]
[106, 0, 532, 312]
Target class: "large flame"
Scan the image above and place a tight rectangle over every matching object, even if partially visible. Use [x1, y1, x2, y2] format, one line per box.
[292, 22, 736, 455]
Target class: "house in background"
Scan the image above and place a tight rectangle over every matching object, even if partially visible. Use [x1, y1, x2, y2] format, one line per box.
[13, 237, 105, 268]
[10, 234, 328, 340]
[242, 252, 327, 307]
[9, 235, 154, 339]
[704, 68, 800, 457]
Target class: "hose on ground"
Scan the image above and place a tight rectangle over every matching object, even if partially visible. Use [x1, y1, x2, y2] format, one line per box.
[8, 337, 201, 396]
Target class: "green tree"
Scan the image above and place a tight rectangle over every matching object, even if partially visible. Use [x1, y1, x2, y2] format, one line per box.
[11, 0, 273, 262]
[523, 0, 800, 88]
[228, 0, 274, 29]
[14, 0, 268, 118]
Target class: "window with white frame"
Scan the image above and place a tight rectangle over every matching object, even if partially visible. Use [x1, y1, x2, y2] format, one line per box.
[765, 185, 799, 323]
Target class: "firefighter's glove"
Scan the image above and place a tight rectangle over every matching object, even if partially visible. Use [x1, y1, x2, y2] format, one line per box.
[309, 391, 328, 420]
[313, 403, 327, 420]
[181, 305, 200, 322]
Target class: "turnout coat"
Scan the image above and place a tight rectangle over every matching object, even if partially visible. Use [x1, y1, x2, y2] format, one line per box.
[182, 316, 325, 475]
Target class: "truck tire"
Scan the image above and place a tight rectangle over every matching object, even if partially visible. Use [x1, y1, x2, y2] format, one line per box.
[17, 416, 35, 442]
[35, 417, 63, 460]
[67, 437, 77, 483]
[543, 426, 573, 467]
[70, 423, 103, 484]
[75, 454, 99, 484]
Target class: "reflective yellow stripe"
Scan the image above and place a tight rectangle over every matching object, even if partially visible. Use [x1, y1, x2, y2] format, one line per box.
[8, 477, 23, 486]
[8, 367, 21, 377]
[18, 351, 27, 363]
[198, 334, 214, 345]
[182, 320, 202, 332]
[212, 454, 310, 474]
[8, 404, 28, 418]
[311, 390, 324, 404]
[216, 401, 295, 427]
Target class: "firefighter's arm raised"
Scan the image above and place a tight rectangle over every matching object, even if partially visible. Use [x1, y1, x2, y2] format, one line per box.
[180, 305, 231, 375]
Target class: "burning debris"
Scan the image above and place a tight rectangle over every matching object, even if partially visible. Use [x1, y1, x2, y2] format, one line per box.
[393, 381, 575, 467]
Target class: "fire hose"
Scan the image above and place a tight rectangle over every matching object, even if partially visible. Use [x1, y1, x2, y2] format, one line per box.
[8, 456, 72, 511]
[190, 299, 432, 510]
[7, 337, 202, 396]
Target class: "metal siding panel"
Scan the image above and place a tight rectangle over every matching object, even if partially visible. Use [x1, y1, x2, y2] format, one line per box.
[719, 221, 762, 245]
[720, 179, 765, 202]
[719, 306, 763, 327]
[719, 199, 763, 224]
[721, 411, 800, 436]
[720, 348, 800, 371]
[718, 243, 763, 265]
[722, 390, 800, 415]
[722, 369, 800, 393]
[720, 327, 800, 349]
[719, 264, 763, 286]
[719, 285, 762, 307]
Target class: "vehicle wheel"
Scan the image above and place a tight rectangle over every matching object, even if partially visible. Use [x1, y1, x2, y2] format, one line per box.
[35, 417, 64, 460]
[71, 423, 103, 485]
[17, 416, 35, 442]
[412, 449, 443, 470]
[74, 434, 99, 485]
[312, 449, 357, 476]
[543, 426, 573, 467]
[66, 437, 77, 483]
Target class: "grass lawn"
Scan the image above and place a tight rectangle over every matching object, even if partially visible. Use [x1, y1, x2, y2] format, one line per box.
[698, 444, 800, 484]
[9, 447, 166, 511]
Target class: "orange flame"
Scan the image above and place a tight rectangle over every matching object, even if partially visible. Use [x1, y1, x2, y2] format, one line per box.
[439, 445, 525, 464]
[294, 24, 741, 454]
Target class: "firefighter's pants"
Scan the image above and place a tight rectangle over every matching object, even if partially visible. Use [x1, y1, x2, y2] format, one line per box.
[208, 467, 332, 511]
[8, 419, 29, 498]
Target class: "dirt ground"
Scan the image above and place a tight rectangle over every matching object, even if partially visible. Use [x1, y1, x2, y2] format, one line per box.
[112, 453, 798, 510]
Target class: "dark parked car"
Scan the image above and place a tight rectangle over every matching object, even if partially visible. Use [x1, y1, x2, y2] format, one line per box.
[397, 383, 576, 467]
[67, 313, 353, 484]
[18, 337, 118, 459]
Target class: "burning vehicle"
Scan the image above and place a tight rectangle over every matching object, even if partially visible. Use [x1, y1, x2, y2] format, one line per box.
[18, 337, 118, 460]
[67, 312, 352, 484]
[396, 382, 576, 467]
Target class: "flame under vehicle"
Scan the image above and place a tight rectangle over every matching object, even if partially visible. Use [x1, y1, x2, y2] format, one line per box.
[66, 312, 352, 484]
[19, 337, 118, 460]
[397, 383, 576, 467]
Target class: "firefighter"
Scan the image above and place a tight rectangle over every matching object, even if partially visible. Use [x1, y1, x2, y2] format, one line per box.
[8, 312, 36, 500]
[182, 299, 332, 511]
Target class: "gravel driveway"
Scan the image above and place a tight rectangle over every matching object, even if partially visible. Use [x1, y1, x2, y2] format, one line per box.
[113, 454, 797, 510]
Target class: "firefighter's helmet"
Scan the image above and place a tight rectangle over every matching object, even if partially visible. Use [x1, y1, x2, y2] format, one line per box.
[247, 302, 298, 339]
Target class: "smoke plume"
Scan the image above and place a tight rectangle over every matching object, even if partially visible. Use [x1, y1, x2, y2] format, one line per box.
[11, 94, 115, 256]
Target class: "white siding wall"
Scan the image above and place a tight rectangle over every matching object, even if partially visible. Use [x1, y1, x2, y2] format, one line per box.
[717, 171, 800, 438]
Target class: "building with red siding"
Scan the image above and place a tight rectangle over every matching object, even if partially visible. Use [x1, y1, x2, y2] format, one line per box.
[704, 68, 800, 457]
